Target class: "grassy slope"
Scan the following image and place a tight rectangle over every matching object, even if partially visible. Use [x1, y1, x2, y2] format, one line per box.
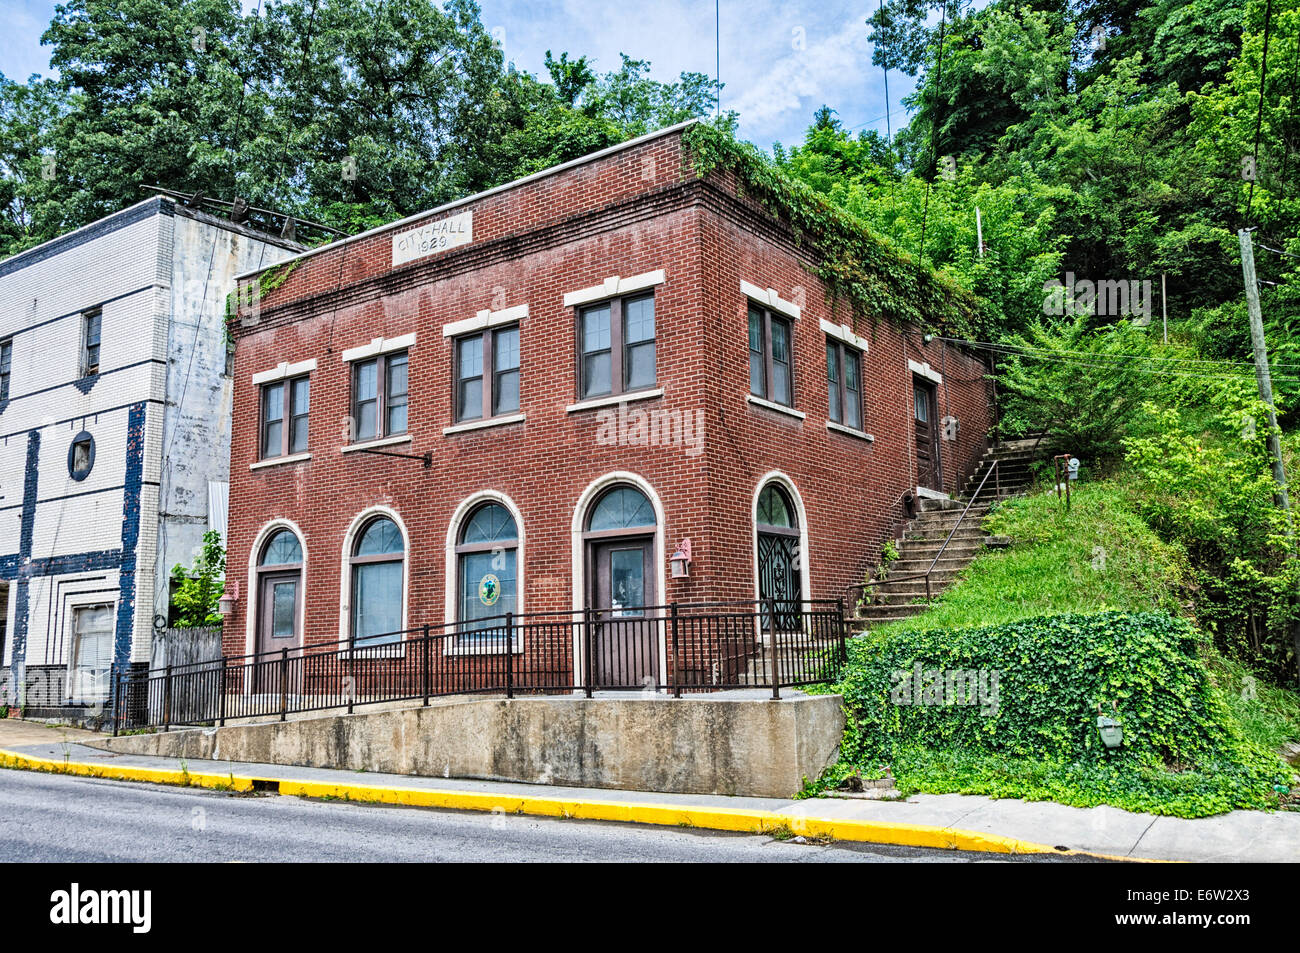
[813, 479, 1300, 815]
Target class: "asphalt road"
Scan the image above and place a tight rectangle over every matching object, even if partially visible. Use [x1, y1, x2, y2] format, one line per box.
[0, 768, 1065, 863]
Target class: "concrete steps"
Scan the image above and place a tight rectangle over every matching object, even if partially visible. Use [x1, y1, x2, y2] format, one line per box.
[851, 441, 1047, 630]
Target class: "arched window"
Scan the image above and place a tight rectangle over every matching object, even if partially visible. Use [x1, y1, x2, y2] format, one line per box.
[255, 528, 304, 665]
[586, 485, 656, 532]
[349, 516, 404, 647]
[756, 482, 801, 631]
[260, 529, 303, 567]
[456, 502, 519, 633]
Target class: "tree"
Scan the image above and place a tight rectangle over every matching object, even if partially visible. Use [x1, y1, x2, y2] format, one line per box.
[169, 530, 226, 627]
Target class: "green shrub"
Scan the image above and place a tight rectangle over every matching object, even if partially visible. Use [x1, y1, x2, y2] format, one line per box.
[809, 611, 1291, 817]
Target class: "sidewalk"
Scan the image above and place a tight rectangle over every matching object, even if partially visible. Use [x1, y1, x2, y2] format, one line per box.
[1, 719, 1296, 861]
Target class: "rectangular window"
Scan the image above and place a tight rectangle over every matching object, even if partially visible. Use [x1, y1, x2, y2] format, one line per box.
[351, 351, 408, 441]
[261, 375, 309, 458]
[827, 339, 863, 430]
[578, 294, 655, 399]
[68, 604, 114, 702]
[455, 326, 520, 422]
[748, 305, 793, 407]
[82, 310, 102, 377]
[0, 339, 11, 401]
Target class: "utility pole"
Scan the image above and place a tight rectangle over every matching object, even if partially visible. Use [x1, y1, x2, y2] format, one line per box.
[975, 206, 984, 257]
[1240, 228, 1291, 511]
[1240, 227, 1300, 684]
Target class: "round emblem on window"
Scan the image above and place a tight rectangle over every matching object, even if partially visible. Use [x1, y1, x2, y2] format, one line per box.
[68, 430, 95, 482]
[478, 574, 501, 607]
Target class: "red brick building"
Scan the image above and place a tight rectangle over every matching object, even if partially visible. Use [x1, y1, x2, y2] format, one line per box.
[224, 120, 994, 690]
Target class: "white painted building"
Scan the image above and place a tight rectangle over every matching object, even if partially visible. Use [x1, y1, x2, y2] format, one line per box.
[0, 197, 299, 716]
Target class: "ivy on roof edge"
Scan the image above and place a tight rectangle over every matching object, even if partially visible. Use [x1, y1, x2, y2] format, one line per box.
[681, 122, 987, 340]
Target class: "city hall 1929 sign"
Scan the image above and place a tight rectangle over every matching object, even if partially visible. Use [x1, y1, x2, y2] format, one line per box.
[391, 210, 473, 266]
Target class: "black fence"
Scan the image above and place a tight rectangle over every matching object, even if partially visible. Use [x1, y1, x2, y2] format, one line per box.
[112, 599, 848, 733]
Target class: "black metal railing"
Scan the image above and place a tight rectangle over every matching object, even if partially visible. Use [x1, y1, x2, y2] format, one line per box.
[111, 599, 848, 733]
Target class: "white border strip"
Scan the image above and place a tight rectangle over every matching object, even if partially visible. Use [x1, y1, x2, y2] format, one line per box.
[251, 358, 317, 386]
[442, 303, 529, 338]
[341, 332, 416, 363]
[908, 359, 943, 384]
[740, 280, 802, 321]
[563, 270, 666, 308]
[820, 318, 869, 352]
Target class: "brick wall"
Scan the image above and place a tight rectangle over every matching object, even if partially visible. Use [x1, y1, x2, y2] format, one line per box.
[226, 126, 994, 656]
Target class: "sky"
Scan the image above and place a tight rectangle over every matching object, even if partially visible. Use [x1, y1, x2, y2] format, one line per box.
[0, 0, 919, 153]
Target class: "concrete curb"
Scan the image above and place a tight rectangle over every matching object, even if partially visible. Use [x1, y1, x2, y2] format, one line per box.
[0, 747, 1163, 861]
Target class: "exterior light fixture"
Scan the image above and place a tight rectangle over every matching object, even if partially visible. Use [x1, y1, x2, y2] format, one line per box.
[670, 538, 693, 579]
[218, 583, 238, 617]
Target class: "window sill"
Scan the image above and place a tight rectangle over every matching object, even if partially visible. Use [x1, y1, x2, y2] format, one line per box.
[250, 452, 311, 470]
[342, 434, 412, 453]
[826, 421, 874, 442]
[443, 413, 526, 436]
[746, 394, 805, 420]
[566, 387, 664, 414]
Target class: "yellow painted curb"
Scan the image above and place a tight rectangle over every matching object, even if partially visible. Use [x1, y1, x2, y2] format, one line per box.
[0, 747, 1164, 861]
[0, 748, 256, 793]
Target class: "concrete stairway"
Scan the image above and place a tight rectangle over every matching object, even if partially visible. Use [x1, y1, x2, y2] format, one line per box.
[851, 439, 1044, 630]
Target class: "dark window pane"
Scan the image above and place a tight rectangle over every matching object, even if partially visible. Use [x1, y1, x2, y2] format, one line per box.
[581, 306, 611, 397]
[624, 296, 654, 343]
[492, 327, 520, 415]
[457, 337, 483, 421]
[581, 306, 611, 353]
[587, 486, 656, 531]
[386, 352, 408, 395]
[748, 309, 765, 396]
[772, 319, 792, 406]
[625, 341, 655, 390]
[355, 402, 375, 440]
[758, 484, 795, 528]
[458, 378, 482, 421]
[290, 415, 308, 453]
[352, 561, 402, 646]
[914, 384, 929, 422]
[354, 360, 378, 440]
[461, 503, 518, 544]
[845, 351, 862, 430]
[356, 517, 404, 555]
[582, 352, 611, 397]
[827, 343, 841, 423]
[493, 327, 519, 371]
[271, 581, 297, 638]
[291, 377, 309, 415]
[260, 529, 302, 565]
[459, 549, 517, 633]
[494, 368, 519, 415]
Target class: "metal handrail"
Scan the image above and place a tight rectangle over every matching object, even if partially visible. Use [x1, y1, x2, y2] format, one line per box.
[856, 459, 1001, 604]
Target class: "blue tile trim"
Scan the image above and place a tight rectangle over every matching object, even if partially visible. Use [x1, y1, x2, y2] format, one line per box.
[112, 402, 146, 672]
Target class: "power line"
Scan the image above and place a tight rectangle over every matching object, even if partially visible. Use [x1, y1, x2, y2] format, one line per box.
[918, 0, 949, 264]
[1246, 0, 1276, 227]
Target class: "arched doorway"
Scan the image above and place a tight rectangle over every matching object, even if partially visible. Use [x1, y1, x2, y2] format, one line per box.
[756, 482, 802, 631]
[254, 528, 303, 691]
[583, 483, 658, 688]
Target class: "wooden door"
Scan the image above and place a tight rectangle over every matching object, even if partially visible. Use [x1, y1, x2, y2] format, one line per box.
[913, 377, 941, 489]
[589, 539, 658, 688]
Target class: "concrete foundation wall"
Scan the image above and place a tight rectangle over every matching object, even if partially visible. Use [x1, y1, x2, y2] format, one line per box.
[92, 693, 845, 798]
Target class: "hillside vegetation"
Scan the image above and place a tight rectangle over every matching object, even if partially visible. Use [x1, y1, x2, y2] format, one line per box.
[808, 480, 1300, 817]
